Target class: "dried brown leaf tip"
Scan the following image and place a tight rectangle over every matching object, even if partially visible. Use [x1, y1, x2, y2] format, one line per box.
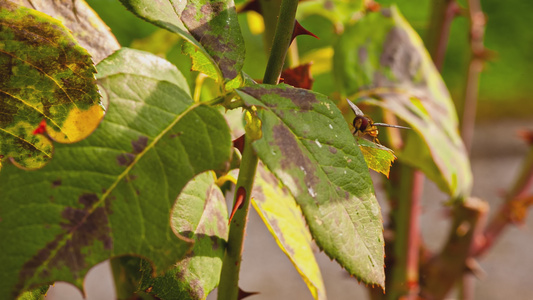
[280, 63, 314, 90]
[291, 20, 319, 43]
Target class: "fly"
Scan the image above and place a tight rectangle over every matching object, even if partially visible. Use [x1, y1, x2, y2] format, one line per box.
[347, 99, 410, 144]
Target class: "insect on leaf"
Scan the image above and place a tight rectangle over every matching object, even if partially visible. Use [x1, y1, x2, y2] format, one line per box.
[0, 2, 104, 169]
[334, 6, 472, 199]
[236, 84, 385, 287]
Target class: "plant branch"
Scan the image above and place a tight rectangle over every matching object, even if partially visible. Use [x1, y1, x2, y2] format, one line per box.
[473, 146, 533, 256]
[262, 0, 299, 84]
[419, 197, 488, 300]
[459, 0, 486, 153]
[258, 0, 282, 57]
[218, 2, 298, 298]
[385, 165, 424, 300]
[425, 0, 460, 71]
[218, 134, 259, 300]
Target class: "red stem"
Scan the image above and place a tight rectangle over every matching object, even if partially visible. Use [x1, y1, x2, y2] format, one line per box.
[474, 147, 533, 256]
[460, 0, 486, 153]
[426, 0, 460, 71]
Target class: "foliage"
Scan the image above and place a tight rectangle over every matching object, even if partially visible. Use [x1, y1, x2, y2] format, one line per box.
[1, 0, 528, 300]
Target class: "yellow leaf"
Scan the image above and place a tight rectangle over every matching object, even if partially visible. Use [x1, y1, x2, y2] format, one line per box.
[46, 104, 105, 143]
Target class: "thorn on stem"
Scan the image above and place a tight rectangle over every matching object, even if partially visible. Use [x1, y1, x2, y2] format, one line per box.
[238, 287, 259, 300]
[291, 20, 319, 44]
[233, 134, 246, 153]
[228, 186, 246, 224]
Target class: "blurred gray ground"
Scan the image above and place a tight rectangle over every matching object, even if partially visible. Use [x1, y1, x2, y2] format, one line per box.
[46, 119, 533, 300]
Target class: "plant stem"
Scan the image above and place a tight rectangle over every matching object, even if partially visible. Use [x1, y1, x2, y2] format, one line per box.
[218, 134, 259, 300]
[258, 0, 282, 57]
[218, 2, 298, 299]
[385, 164, 423, 300]
[473, 146, 533, 256]
[262, 0, 299, 84]
[459, 0, 486, 153]
[419, 197, 488, 300]
[426, 0, 459, 71]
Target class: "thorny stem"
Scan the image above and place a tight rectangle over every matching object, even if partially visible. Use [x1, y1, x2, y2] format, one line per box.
[217, 1, 298, 299]
[374, 1, 461, 298]
[473, 146, 533, 257]
[218, 134, 259, 300]
[454, 1, 486, 297]
[459, 0, 486, 153]
[419, 197, 488, 300]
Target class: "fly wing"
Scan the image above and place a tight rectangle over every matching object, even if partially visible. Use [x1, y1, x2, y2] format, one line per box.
[346, 99, 364, 117]
[373, 123, 411, 130]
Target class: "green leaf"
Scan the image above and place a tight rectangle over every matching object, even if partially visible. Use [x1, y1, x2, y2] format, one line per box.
[357, 137, 396, 178]
[252, 163, 326, 300]
[137, 172, 228, 300]
[12, 0, 120, 63]
[236, 84, 385, 287]
[120, 0, 245, 81]
[333, 6, 472, 199]
[0, 1, 104, 169]
[95, 47, 191, 96]
[182, 41, 219, 80]
[16, 285, 48, 300]
[0, 49, 232, 298]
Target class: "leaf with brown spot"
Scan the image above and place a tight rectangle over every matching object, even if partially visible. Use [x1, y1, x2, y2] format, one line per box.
[0, 49, 232, 298]
[132, 172, 228, 300]
[0, 2, 103, 169]
[333, 6, 472, 199]
[252, 163, 327, 300]
[236, 84, 385, 287]
[11, 0, 120, 63]
[120, 0, 245, 82]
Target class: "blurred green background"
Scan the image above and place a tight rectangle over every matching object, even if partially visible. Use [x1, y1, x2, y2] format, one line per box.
[86, 0, 533, 120]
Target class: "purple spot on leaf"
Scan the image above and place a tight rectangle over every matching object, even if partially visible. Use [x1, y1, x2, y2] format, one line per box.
[132, 136, 149, 154]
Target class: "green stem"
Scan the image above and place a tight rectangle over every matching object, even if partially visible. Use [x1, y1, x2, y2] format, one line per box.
[259, 0, 282, 56]
[218, 2, 298, 299]
[218, 134, 259, 300]
[262, 0, 299, 84]
[385, 164, 423, 300]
